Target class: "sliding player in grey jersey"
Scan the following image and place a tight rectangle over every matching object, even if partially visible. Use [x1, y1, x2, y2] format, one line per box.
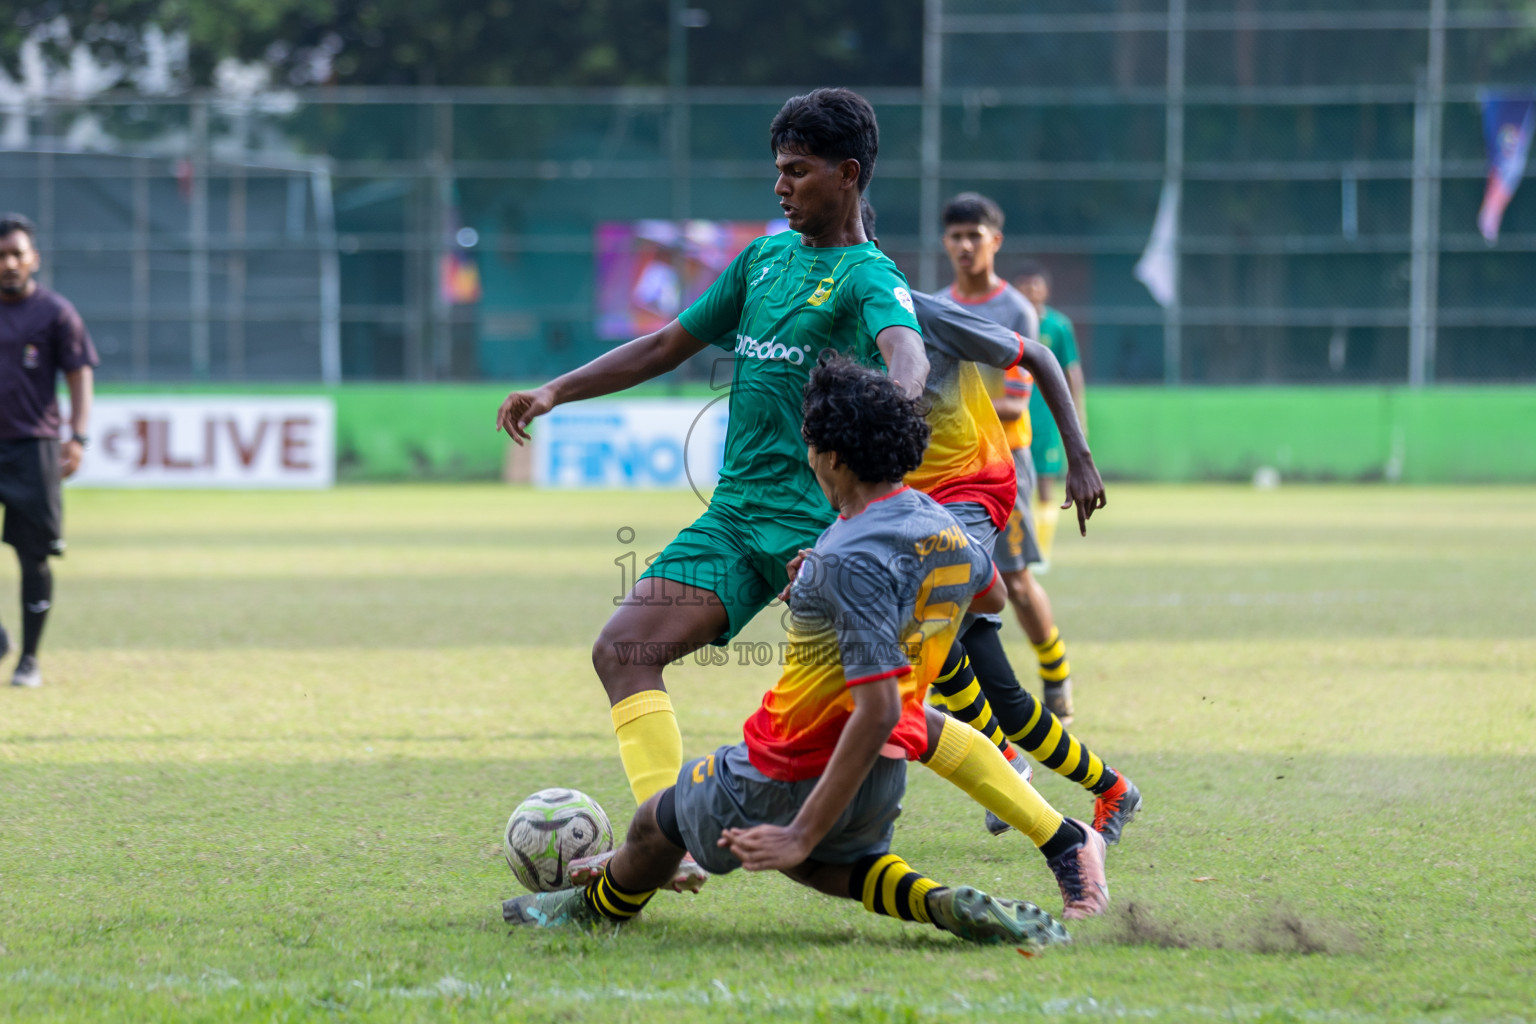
[504, 355, 1106, 938]
[861, 197, 1142, 845]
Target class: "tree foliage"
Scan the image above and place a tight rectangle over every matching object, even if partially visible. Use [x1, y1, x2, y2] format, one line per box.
[3, 0, 921, 91]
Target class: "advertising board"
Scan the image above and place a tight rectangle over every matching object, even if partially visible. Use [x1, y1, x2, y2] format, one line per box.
[69, 397, 335, 489]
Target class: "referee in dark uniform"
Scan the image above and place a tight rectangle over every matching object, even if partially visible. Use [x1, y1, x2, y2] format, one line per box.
[0, 213, 97, 689]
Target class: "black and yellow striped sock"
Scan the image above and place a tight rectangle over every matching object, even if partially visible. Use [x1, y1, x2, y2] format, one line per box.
[1034, 627, 1071, 689]
[1005, 691, 1118, 796]
[848, 853, 943, 924]
[927, 642, 1012, 757]
[961, 621, 1118, 797]
[582, 863, 658, 923]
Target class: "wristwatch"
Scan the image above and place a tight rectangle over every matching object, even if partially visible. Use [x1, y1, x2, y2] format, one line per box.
[70, 434, 90, 448]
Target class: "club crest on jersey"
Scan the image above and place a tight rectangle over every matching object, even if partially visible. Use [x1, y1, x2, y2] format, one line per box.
[807, 276, 835, 306]
[22, 344, 40, 369]
[735, 333, 809, 365]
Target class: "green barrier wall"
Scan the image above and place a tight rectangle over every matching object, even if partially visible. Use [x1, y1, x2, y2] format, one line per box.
[1088, 387, 1536, 483]
[96, 384, 1536, 483]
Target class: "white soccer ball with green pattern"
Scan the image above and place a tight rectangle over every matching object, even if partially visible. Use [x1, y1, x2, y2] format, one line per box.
[504, 788, 614, 893]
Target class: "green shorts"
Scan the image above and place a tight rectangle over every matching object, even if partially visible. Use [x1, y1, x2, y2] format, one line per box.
[639, 499, 829, 644]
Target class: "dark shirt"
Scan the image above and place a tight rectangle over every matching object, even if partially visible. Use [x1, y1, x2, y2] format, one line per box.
[0, 287, 98, 440]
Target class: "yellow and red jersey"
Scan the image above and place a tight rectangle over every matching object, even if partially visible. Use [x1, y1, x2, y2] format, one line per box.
[742, 487, 998, 782]
[904, 289, 1037, 528]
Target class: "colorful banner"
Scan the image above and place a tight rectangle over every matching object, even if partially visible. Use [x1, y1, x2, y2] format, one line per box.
[594, 219, 787, 339]
[66, 397, 335, 489]
[1477, 91, 1536, 244]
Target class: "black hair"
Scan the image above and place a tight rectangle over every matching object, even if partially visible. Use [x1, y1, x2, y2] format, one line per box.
[859, 196, 877, 242]
[1015, 259, 1051, 287]
[942, 192, 1005, 231]
[0, 213, 37, 242]
[770, 88, 880, 192]
[801, 353, 930, 484]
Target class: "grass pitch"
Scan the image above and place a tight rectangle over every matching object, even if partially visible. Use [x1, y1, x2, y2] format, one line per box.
[1, 483, 1533, 1023]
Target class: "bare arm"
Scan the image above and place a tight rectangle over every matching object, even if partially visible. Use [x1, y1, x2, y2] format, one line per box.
[1067, 364, 1088, 434]
[1019, 339, 1105, 534]
[495, 319, 709, 443]
[718, 677, 903, 871]
[62, 366, 93, 478]
[971, 567, 1006, 615]
[876, 325, 929, 400]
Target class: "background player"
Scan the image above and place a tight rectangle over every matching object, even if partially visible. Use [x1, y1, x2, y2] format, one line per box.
[945, 196, 1080, 724]
[504, 357, 1105, 937]
[0, 213, 97, 690]
[494, 90, 929, 883]
[1015, 259, 1086, 577]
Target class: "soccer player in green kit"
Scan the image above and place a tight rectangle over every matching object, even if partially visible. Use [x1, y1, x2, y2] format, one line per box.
[496, 89, 930, 888]
[1016, 259, 1087, 589]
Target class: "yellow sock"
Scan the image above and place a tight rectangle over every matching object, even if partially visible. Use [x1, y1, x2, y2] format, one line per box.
[1033, 497, 1060, 562]
[925, 716, 1065, 848]
[610, 690, 683, 804]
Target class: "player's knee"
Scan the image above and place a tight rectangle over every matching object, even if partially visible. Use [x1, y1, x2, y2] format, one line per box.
[1003, 571, 1031, 605]
[591, 613, 636, 680]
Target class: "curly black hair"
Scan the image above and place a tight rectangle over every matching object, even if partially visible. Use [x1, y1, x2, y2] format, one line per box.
[801, 353, 930, 484]
[770, 88, 880, 192]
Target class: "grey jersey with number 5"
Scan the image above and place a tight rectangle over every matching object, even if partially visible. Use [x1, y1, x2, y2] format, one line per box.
[741, 486, 997, 780]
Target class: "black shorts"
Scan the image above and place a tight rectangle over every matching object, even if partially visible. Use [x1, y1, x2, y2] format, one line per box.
[0, 438, 64, 559]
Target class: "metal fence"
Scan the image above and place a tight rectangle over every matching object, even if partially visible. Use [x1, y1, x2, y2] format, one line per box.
[4, 0, 1534, 384]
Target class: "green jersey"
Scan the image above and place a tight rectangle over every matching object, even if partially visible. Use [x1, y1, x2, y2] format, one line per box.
[1027, 304, 1080, 475]
[679, 230, 920, 520]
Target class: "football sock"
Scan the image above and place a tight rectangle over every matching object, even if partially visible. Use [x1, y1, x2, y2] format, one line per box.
[19, 558, 51, 658]
[1033, 497, 1059, 562]
[962, 620, 1118, 796]
[582, 862, 657, 922]
[610, 690, 684, 805]
[848, 853, 941, 924]
[1037, 818, 1088, 862]
[1034, 626, 1072, 690]
[955, 620, 1040, 739]
[926, 643, 1012, 756]
[924, 715, 1064, 848]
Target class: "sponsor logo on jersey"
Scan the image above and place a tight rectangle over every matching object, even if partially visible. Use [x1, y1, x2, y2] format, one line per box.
[893, 286, 915, 315]
[735, 333, 811, 365]
[22, 344, 40, 369]
[913, 524, 969, 557]
[807, 275, 836, 306]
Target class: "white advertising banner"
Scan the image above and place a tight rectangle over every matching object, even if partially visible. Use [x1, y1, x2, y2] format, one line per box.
[532, 399, 729, 490]
[69, 396, 335, 489]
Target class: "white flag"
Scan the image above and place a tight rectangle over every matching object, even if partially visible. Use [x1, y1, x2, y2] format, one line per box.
[1135, 179, 1180, 308]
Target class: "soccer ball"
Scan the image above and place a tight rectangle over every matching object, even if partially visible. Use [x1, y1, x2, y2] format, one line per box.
[503, 788, 614, 893]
